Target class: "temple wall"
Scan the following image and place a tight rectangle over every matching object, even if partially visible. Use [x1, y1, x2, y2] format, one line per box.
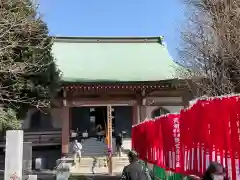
[21, 97, 185, 130]
[21, 109, 34, 130]
[145, 106, 183, 119]
[21, 108, 62, 130]
[144, 96, 184, 120]
[50, 108, 62, 128]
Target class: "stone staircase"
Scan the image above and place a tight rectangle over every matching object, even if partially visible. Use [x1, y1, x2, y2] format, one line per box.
[70, 156, 108, 174]
[70, 138, 130, 175]
[70, 155, 129, 175]
[81, 138, 107, 157]
[112, 156, 129, 173]
[70, 138, 108, 174]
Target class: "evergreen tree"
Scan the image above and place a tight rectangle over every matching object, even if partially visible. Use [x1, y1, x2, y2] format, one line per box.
[0, 0, 60, 128]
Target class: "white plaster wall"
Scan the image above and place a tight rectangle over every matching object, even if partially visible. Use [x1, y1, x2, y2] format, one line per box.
[145, 106, 183, 119]
[145, 97, 182, 103]
[144, 97, 184, 119]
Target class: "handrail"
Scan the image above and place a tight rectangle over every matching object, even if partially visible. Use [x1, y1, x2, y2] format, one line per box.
[54, 155, 72, 172]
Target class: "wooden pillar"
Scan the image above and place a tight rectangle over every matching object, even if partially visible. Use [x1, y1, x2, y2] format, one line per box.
[139, 105, 147, 121]
[139, 97, 147, 122]
[132, 105, 138, 125]
[107, 105, 113, 175]
[61, 107, 69, 155]
[69, 108, 72, 130]
[136, 95, 147, 122]
[182, 92, 194, 108]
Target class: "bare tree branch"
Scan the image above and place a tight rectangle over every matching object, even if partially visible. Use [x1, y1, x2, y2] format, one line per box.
[0, 0, 60, 126]
[178, 0, 240, 96]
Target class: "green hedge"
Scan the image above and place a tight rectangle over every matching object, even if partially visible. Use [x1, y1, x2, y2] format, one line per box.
[153, 166, 183, 180]
[140, 160, 183, 180]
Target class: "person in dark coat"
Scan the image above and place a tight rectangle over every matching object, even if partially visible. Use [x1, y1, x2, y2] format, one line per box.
[115, 133, 123, 156]
[202, 162, 226, 180]
[121, 150, 151, 180]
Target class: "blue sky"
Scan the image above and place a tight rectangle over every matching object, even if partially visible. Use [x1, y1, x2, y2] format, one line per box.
[38, 0, 185, 59]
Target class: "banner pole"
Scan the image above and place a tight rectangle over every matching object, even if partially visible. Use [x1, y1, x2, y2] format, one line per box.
[107, 105, 113, 175]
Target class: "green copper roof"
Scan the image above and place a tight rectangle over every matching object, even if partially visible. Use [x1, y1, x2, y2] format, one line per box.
[52, 36, 179, 83]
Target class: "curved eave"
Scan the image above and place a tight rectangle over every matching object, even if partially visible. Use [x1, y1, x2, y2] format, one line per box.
[61, 78, 180, 85]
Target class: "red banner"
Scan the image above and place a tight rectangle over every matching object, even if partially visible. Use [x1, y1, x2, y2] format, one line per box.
[132, 114, 181, 171]
[132, 95, 240, 180]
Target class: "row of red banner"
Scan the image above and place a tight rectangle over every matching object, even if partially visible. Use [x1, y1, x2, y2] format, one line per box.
[132, 95, 240, 180]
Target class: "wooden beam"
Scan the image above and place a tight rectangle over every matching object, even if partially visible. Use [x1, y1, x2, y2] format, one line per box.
[62, 83, 176, 94]
[59, 96, 137, 101]
[148, 90, 187, 97]
[146, 101, 184, 106]
[67, 99, 137, 107]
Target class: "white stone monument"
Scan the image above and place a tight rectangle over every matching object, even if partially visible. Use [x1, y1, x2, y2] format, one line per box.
[4, 130, 23, 180]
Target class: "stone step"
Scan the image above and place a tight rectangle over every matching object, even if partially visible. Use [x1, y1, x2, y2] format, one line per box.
[76, 163, 107, 167]
[82, 144, 107, 147]
[82, 146, 107, 149]
[82, 150, 106, 154]
[79, 161, 107, 166]
[82, 150, 106, 153]
[77, 138, 108, 158]
[82, 145, 107, 147]
[82, 147, 106, 149]
[77, 158, 128, 166]
[82, 148, 106, 150]
[70, 166, 108, 174]
[82, 152, 106, 154]
[77, 159, 106, 163]
[82, 153, 106, 157]
[113, 162, 129, 165]
[70, 155, 129, 175]
[82, 145, 106, 147]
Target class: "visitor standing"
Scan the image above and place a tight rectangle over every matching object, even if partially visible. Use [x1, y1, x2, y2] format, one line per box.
[121, 150, 151, 180]
[96, 124, 103, 141]
[72, 139, 82, 163]
[202, 162, 226, 180]
[115, 132, 123, 157]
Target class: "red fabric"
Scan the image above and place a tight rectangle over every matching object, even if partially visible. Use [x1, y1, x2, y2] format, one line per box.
[131, 95, 240, 180]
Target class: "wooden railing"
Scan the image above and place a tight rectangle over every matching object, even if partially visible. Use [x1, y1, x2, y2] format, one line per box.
[0, 130, 62, 147]
[24, 130, 61, 145]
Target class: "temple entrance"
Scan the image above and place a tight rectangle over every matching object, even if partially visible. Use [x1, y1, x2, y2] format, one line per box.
[71, 106, 116, 137]
[89, 106, 108, 137]
[71, 106, 133, 138]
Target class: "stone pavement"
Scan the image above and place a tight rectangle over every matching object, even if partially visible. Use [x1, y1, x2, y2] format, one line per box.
[0, 170, 121, 180]
[83, 174, 121, 180]
[35, 173, 121, 180]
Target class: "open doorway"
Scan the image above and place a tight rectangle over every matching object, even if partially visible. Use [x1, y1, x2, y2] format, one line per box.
[89, 106, 115, 137]
[91, 106, 107, 132]
[71, 106, 115, 137]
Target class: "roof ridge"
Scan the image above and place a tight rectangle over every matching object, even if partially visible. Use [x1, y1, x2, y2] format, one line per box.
[52, 36, 164, 44]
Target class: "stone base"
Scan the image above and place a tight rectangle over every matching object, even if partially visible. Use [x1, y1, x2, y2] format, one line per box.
[70, 156, 129, 175]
